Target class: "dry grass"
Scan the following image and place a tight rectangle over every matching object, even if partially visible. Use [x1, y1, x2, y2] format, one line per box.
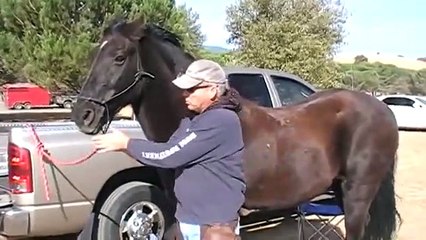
[334, 53, 426, 71]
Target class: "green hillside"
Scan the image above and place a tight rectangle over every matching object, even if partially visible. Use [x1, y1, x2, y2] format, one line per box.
[203, 45, 230, 54]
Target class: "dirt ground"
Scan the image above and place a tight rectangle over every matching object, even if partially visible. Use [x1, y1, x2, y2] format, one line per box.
[240, 130, 426, 240]
[393, 131, 426, 240]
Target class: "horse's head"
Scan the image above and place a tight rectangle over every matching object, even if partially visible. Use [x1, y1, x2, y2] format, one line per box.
[72, 17, 156, 134]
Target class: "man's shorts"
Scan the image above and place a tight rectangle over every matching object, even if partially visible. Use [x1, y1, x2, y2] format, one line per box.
[179, 220, 240, 240]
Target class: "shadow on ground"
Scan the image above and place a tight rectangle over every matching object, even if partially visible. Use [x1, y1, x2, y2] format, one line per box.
[240, 210, 344, 240]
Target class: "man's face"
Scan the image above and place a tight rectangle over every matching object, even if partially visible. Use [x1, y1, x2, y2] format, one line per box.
[183, 83, 217, 113]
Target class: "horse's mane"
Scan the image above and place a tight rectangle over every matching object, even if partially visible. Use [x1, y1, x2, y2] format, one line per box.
[103, 18, 195, 60]
[144, 24, 182, 48]
[144, 23, 197, 61]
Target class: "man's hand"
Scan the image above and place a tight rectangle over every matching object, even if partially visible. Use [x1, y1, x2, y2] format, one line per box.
[92, 128, 130, 153]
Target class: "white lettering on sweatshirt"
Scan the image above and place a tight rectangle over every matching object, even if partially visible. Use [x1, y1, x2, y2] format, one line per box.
[141, 132, 197, 160]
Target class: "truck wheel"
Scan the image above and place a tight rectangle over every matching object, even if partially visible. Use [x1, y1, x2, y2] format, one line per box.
[13, 103, 23, 110]
[23, 102, 31, 109]
[63, 101, 72, 109]
[95, 181, 174, 240]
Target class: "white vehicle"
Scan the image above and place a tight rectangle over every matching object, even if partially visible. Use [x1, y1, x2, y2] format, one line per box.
[377, 94, 426, 130]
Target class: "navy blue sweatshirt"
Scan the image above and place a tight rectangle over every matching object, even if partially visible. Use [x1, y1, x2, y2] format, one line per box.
[126, 98, 246, 225]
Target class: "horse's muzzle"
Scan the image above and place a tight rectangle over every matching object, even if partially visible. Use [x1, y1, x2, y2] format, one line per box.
[71, 100, 107, 135]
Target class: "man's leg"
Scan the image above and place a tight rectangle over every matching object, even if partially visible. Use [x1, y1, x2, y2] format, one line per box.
[177, 219, 240, 240]
[234, 217, 240, 235]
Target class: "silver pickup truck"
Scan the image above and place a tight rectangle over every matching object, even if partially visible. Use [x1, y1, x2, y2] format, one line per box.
[0, 67, 317, 239]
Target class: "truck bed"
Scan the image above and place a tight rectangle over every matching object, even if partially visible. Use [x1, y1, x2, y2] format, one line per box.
[0, 119, 147, 237]
[0, 120, 86, 209]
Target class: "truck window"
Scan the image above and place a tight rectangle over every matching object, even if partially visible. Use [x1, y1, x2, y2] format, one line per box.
[227, 73, 273, 107]
[270, 75, 315, 105]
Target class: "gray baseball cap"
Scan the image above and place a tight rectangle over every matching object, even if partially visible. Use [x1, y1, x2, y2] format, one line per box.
[172, 59, 228, 89]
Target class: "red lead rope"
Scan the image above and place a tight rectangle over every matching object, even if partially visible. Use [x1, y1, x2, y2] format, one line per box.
[26, 125, 98, 201]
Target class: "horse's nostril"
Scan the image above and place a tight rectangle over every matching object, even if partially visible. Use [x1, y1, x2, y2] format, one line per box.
[82, 109, 95, 125]
[83, 110, 89, 120]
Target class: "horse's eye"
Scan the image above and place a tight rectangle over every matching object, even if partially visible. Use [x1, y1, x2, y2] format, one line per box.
[114, 55, 126, 65]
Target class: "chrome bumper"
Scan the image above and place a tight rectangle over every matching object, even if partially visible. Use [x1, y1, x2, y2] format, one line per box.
[0, 206, 29, 236]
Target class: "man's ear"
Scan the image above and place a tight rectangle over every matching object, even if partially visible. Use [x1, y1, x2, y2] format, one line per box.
[210, 86, 219, 100]
[123, 15, 146, 41]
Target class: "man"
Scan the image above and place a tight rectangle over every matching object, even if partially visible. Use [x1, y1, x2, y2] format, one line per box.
[92, 59, 246, 240]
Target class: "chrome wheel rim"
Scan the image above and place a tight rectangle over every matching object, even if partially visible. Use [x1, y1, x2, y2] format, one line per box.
[119, 201, 165, 240]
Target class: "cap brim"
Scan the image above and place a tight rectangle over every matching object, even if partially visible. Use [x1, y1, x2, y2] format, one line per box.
[172, 74, 202, 89]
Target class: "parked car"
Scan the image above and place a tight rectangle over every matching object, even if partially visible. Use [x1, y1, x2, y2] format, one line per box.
[0, 67, 317, 239]
[376, 94, 426, 130]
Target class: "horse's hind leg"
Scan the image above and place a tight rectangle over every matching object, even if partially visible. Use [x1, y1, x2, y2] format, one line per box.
[341, 176, 381, 240]
[342, 133, 399, 240]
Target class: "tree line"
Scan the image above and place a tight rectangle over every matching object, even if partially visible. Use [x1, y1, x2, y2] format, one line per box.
[208, 51, 426, 95]
[1, 0, 423, 96]
[0, 0, 204, 92]
[338, 57, 426, 95]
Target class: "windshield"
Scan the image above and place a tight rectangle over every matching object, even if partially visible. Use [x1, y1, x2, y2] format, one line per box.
[416, 97, 426, 105]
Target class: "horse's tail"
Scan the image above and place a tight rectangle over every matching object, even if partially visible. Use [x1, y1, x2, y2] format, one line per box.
[363, 155, 401, 240]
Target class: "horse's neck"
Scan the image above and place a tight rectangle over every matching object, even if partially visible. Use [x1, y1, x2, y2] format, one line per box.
[132, 39, 193, 142]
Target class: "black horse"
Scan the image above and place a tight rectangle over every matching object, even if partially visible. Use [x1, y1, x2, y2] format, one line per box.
[72, 17, 401, 240]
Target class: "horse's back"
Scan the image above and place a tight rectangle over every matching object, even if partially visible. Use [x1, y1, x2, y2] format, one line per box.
[260, 88, 396, 129]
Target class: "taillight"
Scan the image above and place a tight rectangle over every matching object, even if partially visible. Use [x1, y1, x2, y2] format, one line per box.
[8, 142, 33, 194]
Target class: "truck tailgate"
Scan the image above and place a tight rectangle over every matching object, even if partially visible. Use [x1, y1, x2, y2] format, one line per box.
[0, 131, 11, 206]
[0, 121, 81, 207]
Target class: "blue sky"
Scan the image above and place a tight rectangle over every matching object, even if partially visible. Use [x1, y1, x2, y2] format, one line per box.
[175, 0, 426, 59]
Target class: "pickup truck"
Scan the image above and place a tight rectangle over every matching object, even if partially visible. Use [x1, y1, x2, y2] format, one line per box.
[52, 94, 77, 109]
[0, 67, 317, 239]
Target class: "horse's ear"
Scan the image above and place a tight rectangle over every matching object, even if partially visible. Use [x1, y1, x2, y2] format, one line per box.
[124, 15, 146, 41]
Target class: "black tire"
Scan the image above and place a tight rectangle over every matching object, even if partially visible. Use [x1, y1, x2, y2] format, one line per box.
[94, 182, 174, 240]
[63, 101, 72, 109]
[13, 103, 23, 110]
[23, 102, 31, 109]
